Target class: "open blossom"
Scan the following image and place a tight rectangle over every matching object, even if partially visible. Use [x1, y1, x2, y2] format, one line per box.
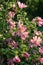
[13, 56, 21, 63]
[23, 52, 30, 58]
[30, 36, 42, 47]
[8, 11, 15, 18]
[17, 1, 27, 9]
[39, 47, 43, 54]
[39, 58, 43, 63]
[7, 18, 16, 29]
[32, 17, 43, 27]
[37, 17, 43, 26]
[17, 21, 28, 40]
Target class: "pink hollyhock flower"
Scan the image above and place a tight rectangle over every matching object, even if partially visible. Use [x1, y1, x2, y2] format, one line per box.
[9, 21, 16, 29]
[23, 52, 30, 58]
[8, 11, 15, 18]
[7, 59, 14, 65]
[30, 36, 42, 47]
[13, 56, 21, 63]
[39, 47, 43, 54]
[11, 32, 15, 36]
[17, 1, 27, 9]
[32, 17, 43, 27]
[39, 58, 43, 63]
[37, 21, 43, 27]
[7, 18, 16, 29]
[37, 17, 43, 26]
[17, 21, 28, 40]
[34, 31, 42, 36]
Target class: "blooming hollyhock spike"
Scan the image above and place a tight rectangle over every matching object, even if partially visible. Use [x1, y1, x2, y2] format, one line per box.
[39, 47, 43, 54]
[39, 58, 43, 63]
[30, 36, 42, 47]
[23, 52, 30, 58]
[17, 1, 27, 9]
[8, 11, 15, 18]
[17, 21, 28, 40]
[32, 17, 43, 27]
[13, 56, 21, 63]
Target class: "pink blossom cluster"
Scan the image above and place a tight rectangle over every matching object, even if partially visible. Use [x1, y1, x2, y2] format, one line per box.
[32, 17, 43, 27]
[7, 56, 20, 65]
[39, 47, 43, 54]
[30, 36, 42, 47]
[39, 58, 43, 63]
[4, 1, 43, 64]
[8, 11, 15, 18]
[17, 1, 27, 9]
[7, 52, 30, 65]
[17, 21, 28, 40]
[7, 18, 16, 29]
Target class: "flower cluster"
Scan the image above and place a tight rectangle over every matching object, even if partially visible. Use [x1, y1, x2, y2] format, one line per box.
[17, 21, 28, 40]
[0, 1, 43, 65]
[32, 17, 43, 26]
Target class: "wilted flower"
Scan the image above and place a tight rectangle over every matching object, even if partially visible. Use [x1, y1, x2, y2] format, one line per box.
[8, 39, 18, 49]
[23, 52, 30, 58]
[13, 56, 21, 63]
[30, 36, 42, 47]
[7, 59, 14, 65]
[17, 1, 27, 9]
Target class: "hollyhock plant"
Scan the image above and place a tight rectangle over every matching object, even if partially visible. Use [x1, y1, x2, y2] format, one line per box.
[13, 56, 21, 63]
[30, 36, 42, 47]
[17, 1, 27, 9]
[0, 0, 43, 65]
